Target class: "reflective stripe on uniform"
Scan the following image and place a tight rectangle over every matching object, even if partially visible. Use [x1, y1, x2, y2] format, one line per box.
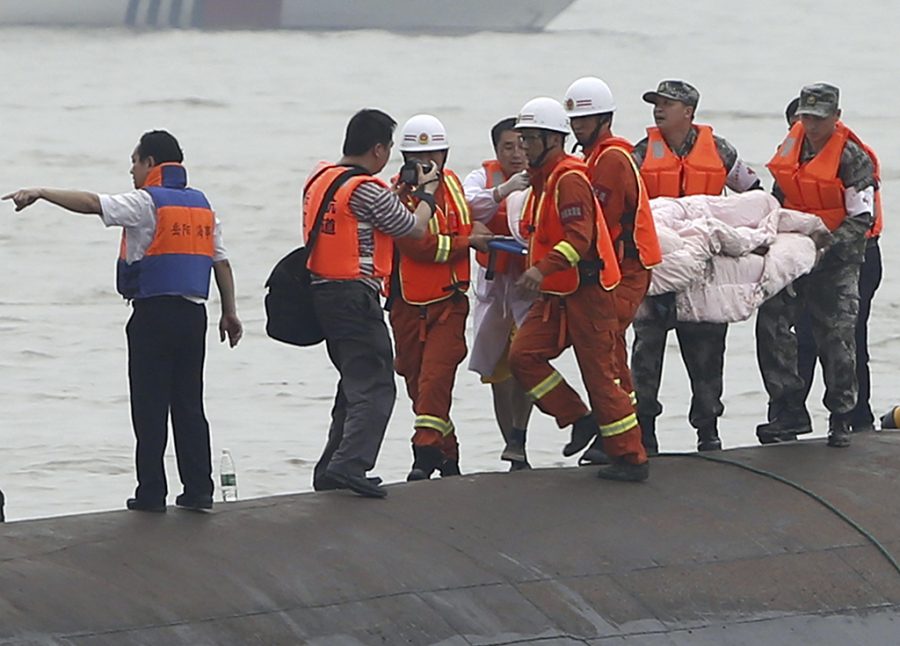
[434, 234, 452, 263]
[526, 370, 564, 401]
[415, 414, 453, 436]
[599, 412, 638, 437]
[553, 241, 581, 266]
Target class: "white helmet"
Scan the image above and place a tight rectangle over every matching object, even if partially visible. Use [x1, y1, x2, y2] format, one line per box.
[514, 97, 570, 134]
[399, 114, 449, 152]
[564, 77, 616, 117]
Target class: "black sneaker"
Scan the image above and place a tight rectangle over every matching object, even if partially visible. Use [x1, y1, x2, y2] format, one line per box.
[126, 498, 166, 513]
[508, 460, 532, 472]
[175, 494, 213, 512]
[597, 460, 649, 482]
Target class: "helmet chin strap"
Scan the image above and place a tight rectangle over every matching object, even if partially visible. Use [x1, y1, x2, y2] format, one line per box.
[572, 119, 602, 154]
[529, 132, 555, 168]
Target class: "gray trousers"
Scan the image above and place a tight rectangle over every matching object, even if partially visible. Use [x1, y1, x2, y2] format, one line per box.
[756, 261, 861, 419]
[312, 281, 396, 480]
[632, 295, 727, 431]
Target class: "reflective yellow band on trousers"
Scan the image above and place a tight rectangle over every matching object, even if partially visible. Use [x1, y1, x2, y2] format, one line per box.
[553, 241, 581, 266]
[415, 414, 453, 436]
[526, 370, 563, 401]
[599, 412, 638, 437]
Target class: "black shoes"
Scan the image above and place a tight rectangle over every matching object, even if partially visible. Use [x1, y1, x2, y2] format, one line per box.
[439, 459, 461, 477]
[757, 408, 813, 444]
[126, 498, 166, 513]
[851, 420, 875, 433]
[827, 417, 851, 448]
[175, 494, 213, 512]
[406, 445, 444, 482]
[578, 436, 611, 465]
[597, 460, 649, 482]
[563, 415, 598, 457]
[325, 467, 387, 498]
[314, 474, 383, 491]
[696, 424, 722, 452]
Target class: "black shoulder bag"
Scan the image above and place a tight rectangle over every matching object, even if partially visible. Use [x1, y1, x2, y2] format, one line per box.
[264, 166, 367, 346]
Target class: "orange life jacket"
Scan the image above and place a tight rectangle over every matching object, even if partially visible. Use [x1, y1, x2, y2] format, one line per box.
[474, 159, 525, 274]
[639, 124, 727, 198]
[395, 169, 473, 305]
[587, 136, 663, 269]
[520, 155, 620, 295]
[117, 163, 216, 299]
[303, 162, 394, 281]
[768, 122, 840, 231]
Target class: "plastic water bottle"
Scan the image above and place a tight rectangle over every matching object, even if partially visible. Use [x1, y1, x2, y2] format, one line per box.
[219, 449, 238, 502]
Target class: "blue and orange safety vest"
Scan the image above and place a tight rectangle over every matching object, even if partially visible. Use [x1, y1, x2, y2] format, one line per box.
[117, 163, 215, 300]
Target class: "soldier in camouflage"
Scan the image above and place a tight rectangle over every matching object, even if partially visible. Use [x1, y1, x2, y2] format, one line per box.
[756, 83, 876, 448]
[631, 80, 762, 455]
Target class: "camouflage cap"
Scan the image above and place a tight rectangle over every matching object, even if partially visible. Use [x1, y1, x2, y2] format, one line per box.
[795, 83, 840, 118]
[642, 80, 700, 108]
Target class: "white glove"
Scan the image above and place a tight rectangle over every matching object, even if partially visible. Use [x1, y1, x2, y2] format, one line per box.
[495, 171, 530, 201]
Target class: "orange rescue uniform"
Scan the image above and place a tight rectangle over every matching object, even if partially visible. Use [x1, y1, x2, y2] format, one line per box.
[584, 134, 662, 401]
[509, 151, 647, 465]
[388, 169, 472, 461]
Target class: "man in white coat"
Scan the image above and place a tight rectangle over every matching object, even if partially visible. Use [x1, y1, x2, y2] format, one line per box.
[463, 118, 534, 470]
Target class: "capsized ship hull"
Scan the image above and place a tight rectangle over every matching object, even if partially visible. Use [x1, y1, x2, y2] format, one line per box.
[0, 0, 576, 31]
[2, 432, 900, 644]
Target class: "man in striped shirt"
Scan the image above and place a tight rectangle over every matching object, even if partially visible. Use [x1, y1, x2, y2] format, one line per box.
[307, 109, 437, 499]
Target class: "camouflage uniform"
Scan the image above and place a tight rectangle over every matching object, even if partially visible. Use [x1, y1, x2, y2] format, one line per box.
[756, 83, 876, 444]
[631, 80, 761, 451]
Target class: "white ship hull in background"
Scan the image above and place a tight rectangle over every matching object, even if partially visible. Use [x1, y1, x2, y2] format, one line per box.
[0, 0, 576, 31]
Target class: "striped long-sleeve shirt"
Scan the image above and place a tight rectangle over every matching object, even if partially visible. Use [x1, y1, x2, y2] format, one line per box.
[311, 179, 416, 291]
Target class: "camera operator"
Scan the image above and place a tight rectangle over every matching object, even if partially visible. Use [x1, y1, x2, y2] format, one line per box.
[306, 109, 439, 499]
[388, 114, 492, 481]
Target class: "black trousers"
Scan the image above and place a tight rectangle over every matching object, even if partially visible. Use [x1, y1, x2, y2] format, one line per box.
[311, 281, 396, 481]
[796, 239, 882, 425]
[127, 296, 212, 503]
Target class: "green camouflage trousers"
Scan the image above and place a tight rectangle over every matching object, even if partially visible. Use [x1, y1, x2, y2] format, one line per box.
[755, 261, 861, 418]
[632, 294, 728, 431]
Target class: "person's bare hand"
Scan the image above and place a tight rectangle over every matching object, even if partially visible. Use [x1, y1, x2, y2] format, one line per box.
[2, 188, 42, 212]
[468, 221, 493, 253]
[219, 313, 243, 348]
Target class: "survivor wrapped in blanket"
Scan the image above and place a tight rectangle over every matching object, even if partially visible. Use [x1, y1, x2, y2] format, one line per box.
[642, 191, 832, 323]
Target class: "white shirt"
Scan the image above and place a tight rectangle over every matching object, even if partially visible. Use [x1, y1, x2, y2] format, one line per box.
[462, 167, 502, 223]
[99, 189, 227, 263]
